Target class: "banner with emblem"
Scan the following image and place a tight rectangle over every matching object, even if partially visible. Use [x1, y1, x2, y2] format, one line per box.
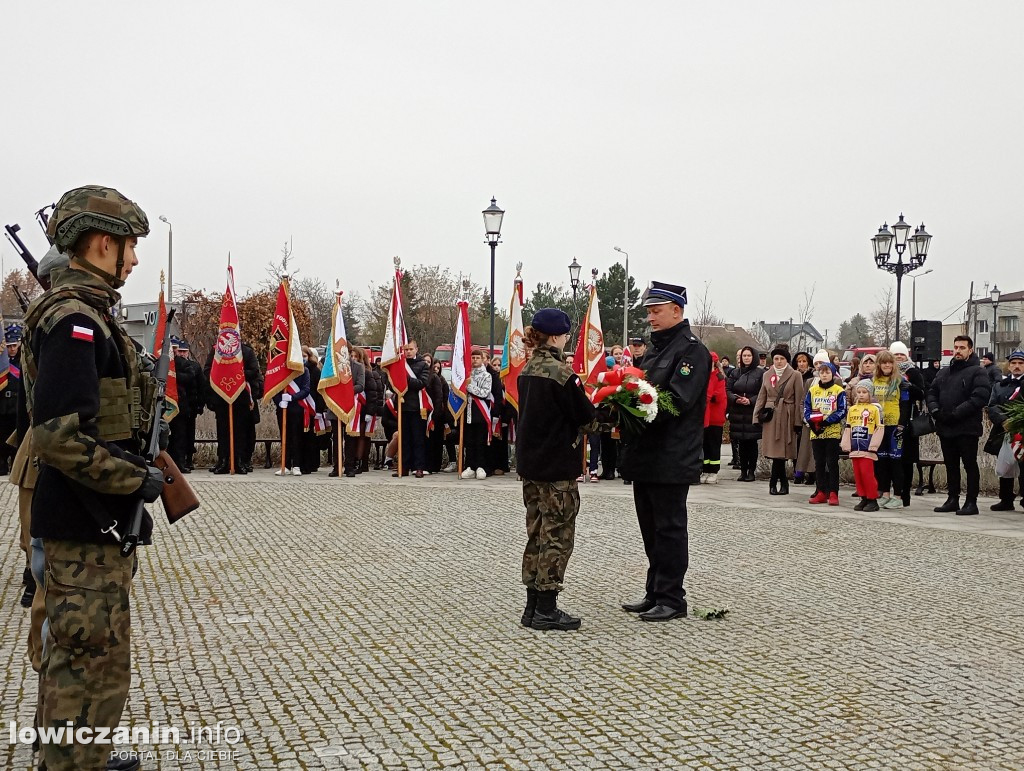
[152, 283, 180, 422]
[209, 263, 246, 404]
[573, 281, 608, 386]
[380, 262, 409, 396]
[448, 298, 472, 419]
[263, 277, 304, 403]
[500, 267, 526, 411]
[318, 288, 356, 425]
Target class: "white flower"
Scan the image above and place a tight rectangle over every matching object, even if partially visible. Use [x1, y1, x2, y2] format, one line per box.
[635, 380, 659, 423]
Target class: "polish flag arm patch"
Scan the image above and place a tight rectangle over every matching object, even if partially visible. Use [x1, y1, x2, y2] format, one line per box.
[71, 325, 95, 343]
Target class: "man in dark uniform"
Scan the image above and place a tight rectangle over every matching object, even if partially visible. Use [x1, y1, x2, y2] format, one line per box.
[0, 323, 23, 475]
[167, 337, 196, 472]
[987, 349, 1024, 510]
[204, 341, 261, 473]
[23, 185, 164, 771]
[619, 281, 711, 622]
[176, 339, 205, 471]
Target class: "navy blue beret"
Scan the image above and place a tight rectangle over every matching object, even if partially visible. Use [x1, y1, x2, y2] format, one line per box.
[531, 308, 572, 336]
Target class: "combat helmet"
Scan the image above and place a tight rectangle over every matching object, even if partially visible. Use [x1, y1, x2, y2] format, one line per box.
[47, 185, 149, 289]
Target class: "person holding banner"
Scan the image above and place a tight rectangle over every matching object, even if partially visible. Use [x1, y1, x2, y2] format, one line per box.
[396, 341, 430, 478]
[461, 349, 495, 480]
[272, 362, 310, 476]
[340, 345, 368, 477]
[516, 309, 612, 632]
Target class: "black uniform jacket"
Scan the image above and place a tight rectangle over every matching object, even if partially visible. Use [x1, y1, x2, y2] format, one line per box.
[619, 320, 712, 485]
[516, 346, 598, 482]
[926, 353, 992, 438]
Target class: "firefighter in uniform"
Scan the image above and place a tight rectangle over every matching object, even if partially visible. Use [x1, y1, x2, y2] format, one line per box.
[23, 185, 165, 771]
[619, 281, 711, 622]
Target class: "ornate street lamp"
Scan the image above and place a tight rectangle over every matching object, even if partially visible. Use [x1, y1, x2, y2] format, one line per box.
[158, 215, 173, 303]
[871, 213, 930, 341]
[614, 245, 629, 348]
[482, 197, 504, 355]
[991, 284, 1001, 359]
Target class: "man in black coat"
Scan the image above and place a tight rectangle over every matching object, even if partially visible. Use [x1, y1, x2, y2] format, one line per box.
[397, 340, 431, 477]
[204, 341, 262, 474]
[619, 281, 711, 622]
[981, 352, 1003, 385]
[926, 335, 992, 516]
[986, 349, 1024, 510]
[167, 337, 198, 473]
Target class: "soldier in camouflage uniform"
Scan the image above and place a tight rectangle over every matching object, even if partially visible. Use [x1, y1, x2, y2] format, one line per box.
[515, 308, 610, 631]
[23, 186, 165, 771]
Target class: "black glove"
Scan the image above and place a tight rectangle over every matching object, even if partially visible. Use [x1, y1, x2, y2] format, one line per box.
[137, 465, 165, 503]
[158, 419, 170, 451]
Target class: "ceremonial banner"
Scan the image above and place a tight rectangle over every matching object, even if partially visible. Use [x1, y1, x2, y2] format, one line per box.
[152, 288, 180, 422]
[574, 283, 608, 386]
[209, 264, 246, 403]
[381, 267, 409, 396]
[263, 278, 304, 402]
[500, 274, 526, 411]
[448, 299, 472, 419]
[0, 308, 9, 393]
[319, 291, 356, 425]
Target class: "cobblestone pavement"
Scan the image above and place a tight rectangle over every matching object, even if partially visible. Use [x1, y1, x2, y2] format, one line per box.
[2, 470, 1023, 770]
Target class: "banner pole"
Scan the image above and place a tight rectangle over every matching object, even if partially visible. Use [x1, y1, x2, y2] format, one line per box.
[397, 395, 404, 477]
[280, 407, 288, 474]
[335, 419, 342, 477]
[458, 412, 465, 478]
[229, 406, 236, 474]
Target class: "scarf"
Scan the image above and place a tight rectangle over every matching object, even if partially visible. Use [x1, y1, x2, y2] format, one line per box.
[772, 366, 787, 378]
[467, 366, 492, 399]
[898, 360, 913, 375]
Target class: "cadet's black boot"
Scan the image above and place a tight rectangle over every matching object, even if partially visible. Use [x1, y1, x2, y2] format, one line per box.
[779, 479, 789, 495]
[956, 498, 979, 516]
[530, 590, 581, 631]
[520, 588, 538, 627]
[991, 499, 1016, 511]
[933, 495, 959, 513]
[20, 568, 34, 608]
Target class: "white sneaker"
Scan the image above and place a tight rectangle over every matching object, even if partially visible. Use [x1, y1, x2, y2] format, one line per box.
[291, 467, 302, 476]
[274, 468, 290, 476]
[705, 474, 719, 485]
[475, 468, 487, 480]
[443, 462, 457, 473]
[698, 473, 707, 484]
[461, 468, 475, 480]
[421, 471, 430, 476]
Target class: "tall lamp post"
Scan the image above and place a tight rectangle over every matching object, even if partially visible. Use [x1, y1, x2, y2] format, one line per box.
[158, 215, 173, 303]
[613, 245, 629, 347]
[482, 197, 504, 355]
[872, 214, 932, 342]
[568, 257, 582, 338]
[991, 284, 1001, 359]
[910, 268, 933, 321]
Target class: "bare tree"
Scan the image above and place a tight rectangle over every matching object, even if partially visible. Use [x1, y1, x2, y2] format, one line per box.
[749, 322, 771, 350]
[868, 287, 909, 347]
[261, 239, 297, 289]
[691, 280, 724, 340]
[797, 283, 816, 325]
[292, 276, 335, 346]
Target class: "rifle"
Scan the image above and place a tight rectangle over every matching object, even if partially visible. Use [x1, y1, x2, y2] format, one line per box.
[121, 308, 199, 556]
[12, 286, 31, 314]
[3, 223, 49, 290]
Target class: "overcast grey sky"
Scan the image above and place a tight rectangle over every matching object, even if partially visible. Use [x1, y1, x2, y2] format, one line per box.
[2, 1, 1021, 344]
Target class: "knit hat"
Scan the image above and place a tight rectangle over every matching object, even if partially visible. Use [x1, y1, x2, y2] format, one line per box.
[982, 352, 995, 364]
[812, 349, 830, 365]
[769, 347, 791, 364]
[889, 341, 910, 357]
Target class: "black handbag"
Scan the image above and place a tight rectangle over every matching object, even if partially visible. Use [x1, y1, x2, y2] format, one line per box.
[908, 408, 935, 438]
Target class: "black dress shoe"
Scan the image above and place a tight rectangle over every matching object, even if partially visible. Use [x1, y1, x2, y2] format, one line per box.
[328, 469, 339, 477]
[621, 598, 656, 613]
[345, 471, 356, 478]
[769, 482, 780, 495]
[956, 499, 979, 516]
[213, 466, 230, 475]
[933, 496, 959, 513]
[990, 500, 1015, 511]
[639, 604, 687, 622]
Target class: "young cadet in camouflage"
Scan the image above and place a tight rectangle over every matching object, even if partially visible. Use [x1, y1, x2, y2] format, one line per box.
[23, 185, 165, 771]
[515, 308, 611, 631]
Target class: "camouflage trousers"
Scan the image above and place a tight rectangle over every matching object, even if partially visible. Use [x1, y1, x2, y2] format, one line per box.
[38, 539, 134, 771]
[522, 479, 580, 592]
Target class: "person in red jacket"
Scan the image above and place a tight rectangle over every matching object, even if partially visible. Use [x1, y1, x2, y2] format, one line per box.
[702, 352, 728, 484]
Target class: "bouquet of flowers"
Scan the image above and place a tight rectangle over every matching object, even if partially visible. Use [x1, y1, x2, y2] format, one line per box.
[1003, 401, 1024, 460]
[591, 366, 679, 437]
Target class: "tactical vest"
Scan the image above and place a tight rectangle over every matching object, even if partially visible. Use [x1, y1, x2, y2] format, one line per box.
[23, 286, 156, 449]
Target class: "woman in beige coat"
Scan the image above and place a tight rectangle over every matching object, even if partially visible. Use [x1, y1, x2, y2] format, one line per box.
[753, 348, 806, 495]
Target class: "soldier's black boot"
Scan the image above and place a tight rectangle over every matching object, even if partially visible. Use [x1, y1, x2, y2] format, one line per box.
[933, 495, 959, 513]
[20, 568, 34, 608]
[530, 590, 581, 631]
[520, 588, 538, 627]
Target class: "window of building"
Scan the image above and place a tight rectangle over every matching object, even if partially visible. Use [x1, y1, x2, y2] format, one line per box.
[1003, 316, 1019, 332]
[978, 320, 989, 333]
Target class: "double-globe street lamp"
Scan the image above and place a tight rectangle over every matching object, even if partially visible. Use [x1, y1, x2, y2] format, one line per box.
[482, 197, 505, 355]
[871, 213, 932, 340]
[910, 268, 934, 321]
[991, 284, 1001, 359]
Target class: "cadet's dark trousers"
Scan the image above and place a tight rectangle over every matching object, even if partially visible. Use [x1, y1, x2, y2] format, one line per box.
[737, 439, 759, 477]
[214, 400, 251, 468]
[599, 432, 617, 478]
[702, 426, 723, 475]
[400, 412, 427, 472]
[277, 404, 305, 468]
[811, 438, 841, 494]
[168, 415, 191, 470]
[464, 419, 489, 473]
[632, 482, 689, 610]
[939, 434, 980, 500]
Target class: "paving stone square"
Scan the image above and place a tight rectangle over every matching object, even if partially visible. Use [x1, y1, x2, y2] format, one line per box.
[2, 471, 1023, 770]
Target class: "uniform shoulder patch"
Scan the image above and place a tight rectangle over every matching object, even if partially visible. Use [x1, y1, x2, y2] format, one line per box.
[71, 324, 95, 343]
[679, 362, 692, 376]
